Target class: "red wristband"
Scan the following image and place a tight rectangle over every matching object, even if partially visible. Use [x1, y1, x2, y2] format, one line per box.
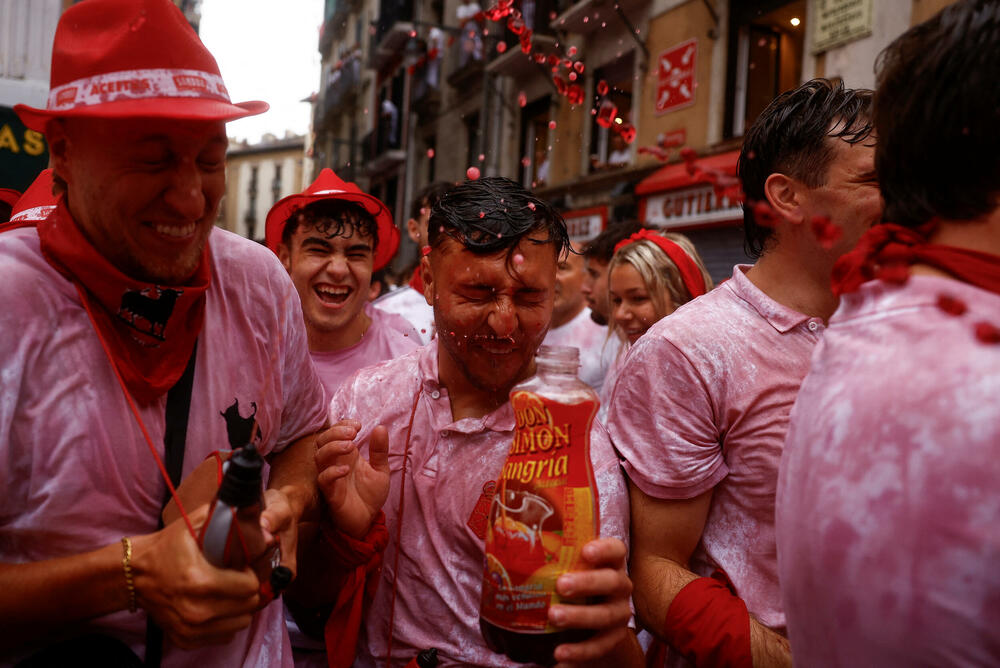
[662, 575, 753, 668]
[321, 511, 389, 568]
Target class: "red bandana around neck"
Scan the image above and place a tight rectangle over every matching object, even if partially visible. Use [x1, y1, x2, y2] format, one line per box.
[408, 266, 425, 294]
[832, 222, 1000, 297]
[37, 200, 211, 403]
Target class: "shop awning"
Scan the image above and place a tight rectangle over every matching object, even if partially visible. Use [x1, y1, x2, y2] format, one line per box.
[636, 150, 743, 229]
[635, 149, 740, 196]
[561, 205, 607, 241]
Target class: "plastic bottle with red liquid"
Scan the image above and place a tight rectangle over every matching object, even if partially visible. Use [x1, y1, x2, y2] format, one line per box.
[199, 444, 292, 603]
[480, 345, 600, 665]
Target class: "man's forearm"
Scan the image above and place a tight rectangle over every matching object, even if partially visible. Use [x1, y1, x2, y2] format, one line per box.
[631, 552, 700, 634]
[0, 542, 128, 650]
[633, 554, 791, 667]
[268, 430, 322, 522]
[750, 617, 792, 668]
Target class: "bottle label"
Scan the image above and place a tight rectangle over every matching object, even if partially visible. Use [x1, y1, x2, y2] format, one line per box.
[480, 390, 599, 632]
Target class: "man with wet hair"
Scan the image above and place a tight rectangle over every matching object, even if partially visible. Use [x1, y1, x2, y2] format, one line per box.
[607, 78, 882, 667]
[313, 176, 641, 666]
[266, 169, 419, 402]
[777, 2, 1000, 664]
[373, 180, 453, 344]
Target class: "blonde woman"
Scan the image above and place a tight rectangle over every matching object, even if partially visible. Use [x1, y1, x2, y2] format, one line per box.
[599, 229, 712, 418]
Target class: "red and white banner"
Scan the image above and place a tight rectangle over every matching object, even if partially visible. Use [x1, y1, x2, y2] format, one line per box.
[655, 39, 697, 115]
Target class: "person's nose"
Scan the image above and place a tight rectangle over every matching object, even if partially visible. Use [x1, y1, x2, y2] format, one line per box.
[162, 160, 207, 222]
[324, 253, 350, 280]
[613, 302, 630, 326]
[488, 295, 517, 338]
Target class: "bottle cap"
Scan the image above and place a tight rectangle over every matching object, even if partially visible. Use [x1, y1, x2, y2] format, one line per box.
[217, 444, 264, 507]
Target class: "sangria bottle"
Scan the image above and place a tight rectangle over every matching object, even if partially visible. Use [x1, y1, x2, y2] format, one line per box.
[480, 345, 600, 665]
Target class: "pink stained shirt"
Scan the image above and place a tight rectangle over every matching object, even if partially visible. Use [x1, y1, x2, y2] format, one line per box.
[374, 285, 435, 344]
[328, 344, 631, 667]
[777, 275, 1000, 667]
[310, 305, 421, 399]
[0, 226, 328, 667]
[543, 306, 620, 393]
[606, 265, 826, 632]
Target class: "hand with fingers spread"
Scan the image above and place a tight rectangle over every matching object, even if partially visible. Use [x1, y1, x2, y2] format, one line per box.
[548, 537, 642, 667]
[132, 505, 263, 649]
[316, 419, 391, 539]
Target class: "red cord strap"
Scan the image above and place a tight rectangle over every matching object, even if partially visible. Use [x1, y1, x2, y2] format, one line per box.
[76, 284, 197, 540]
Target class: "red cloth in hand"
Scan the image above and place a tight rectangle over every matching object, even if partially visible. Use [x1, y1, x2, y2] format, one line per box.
[662, 575, 752, 668]
[322, 512, 389, 668]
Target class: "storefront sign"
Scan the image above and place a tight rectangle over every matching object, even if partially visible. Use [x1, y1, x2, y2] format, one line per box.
[643, 183, 742, 229]
[659, 128, 687, 149]
[562, 206, 607, 241]
[654, 39, 696, 115]
[811, 0, 873, 53]
[0, 107, 48, 192]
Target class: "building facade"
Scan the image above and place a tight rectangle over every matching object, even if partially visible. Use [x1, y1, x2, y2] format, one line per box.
[313, 0, 957, 278]
[220, 134, 308, 243]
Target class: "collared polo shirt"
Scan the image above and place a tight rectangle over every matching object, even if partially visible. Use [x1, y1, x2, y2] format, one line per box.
[607, 264, 824, 631]
[330, 344, 630, 667]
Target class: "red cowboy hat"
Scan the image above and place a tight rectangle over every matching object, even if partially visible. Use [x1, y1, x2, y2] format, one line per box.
[14, 0, 267, 133]
[8, 169, 57, 224]
[265, 169, 400, 271]
[0, 188, 20, 210]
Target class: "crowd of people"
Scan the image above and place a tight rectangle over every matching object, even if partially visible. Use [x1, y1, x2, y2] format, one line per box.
[0, 0, 996, 666]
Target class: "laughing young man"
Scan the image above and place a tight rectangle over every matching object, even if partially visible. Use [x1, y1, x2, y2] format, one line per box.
[266, 169, 419, 402]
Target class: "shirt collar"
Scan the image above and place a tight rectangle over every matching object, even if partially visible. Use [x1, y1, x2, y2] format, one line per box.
[725, 264, 812, 334]
[416, 343, 516, 433]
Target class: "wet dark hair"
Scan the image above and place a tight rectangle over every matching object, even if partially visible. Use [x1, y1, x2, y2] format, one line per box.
[281, 199, 379, 253]
[738, 79, 874, 258]
[874, 0, 1000, 228]
[428, 176, 569, 260]
[582, 220, 648, 263]
[410, 180, 452, 221]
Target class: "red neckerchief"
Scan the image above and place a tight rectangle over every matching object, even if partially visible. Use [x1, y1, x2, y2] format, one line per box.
[37, 200, 211, 403]
[408, 267, 424, 294]
[832, 222, 1000, 297]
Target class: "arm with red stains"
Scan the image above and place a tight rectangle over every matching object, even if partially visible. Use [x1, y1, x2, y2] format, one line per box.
[629, 482, 791, 668]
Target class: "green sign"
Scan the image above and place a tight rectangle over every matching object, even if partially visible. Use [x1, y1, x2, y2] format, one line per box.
[0, 106, 49, 193]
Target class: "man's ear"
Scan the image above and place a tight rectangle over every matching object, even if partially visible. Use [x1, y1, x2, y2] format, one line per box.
[420, 255, 434, 306]
[45, 120, 71, 185]
[406, 217, 421, 244]
[763, 173, 805, 225]
[367, 278, 382, 302]
[276, 241, 292, 272]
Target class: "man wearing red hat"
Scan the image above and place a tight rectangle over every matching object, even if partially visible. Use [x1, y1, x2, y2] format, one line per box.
[266, 169, 419, 404]
[0, 1, 363, 666]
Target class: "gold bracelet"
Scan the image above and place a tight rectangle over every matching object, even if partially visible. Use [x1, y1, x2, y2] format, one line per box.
[121, 537, 137, 613]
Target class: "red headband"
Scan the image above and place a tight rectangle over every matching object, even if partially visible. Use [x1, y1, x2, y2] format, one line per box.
[614, 229, 707, 300]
